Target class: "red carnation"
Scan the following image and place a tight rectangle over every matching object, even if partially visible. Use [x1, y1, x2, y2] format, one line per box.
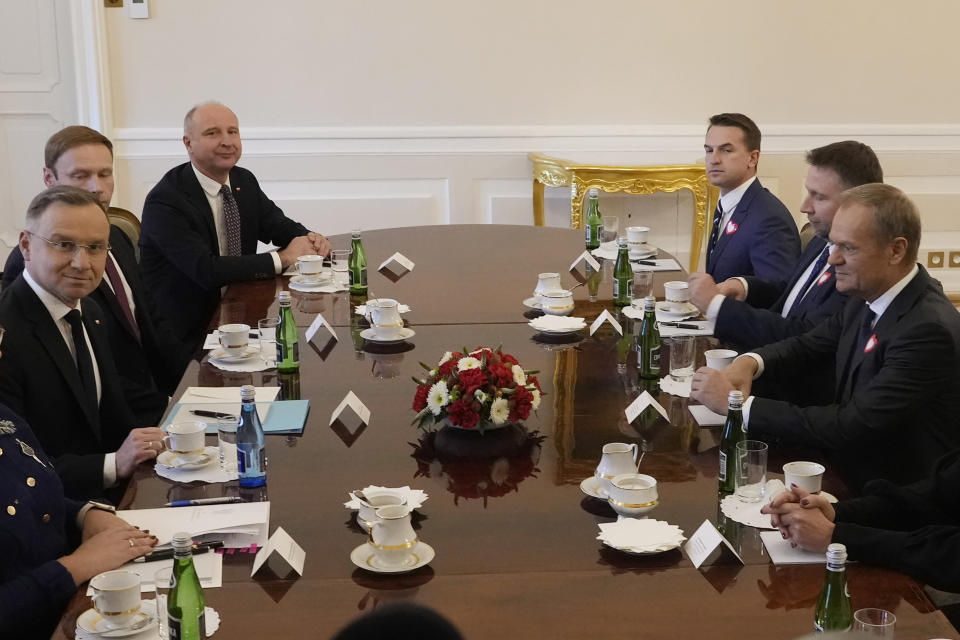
[527, 375, 541, 391]
[488, 362, 514, 387]
[412, 385, 429, 412]
[438, 359, 457, 376]
[457, 368, 486, 395]
[500, 353, 519, 366]
[509, 387, 533, 422]
[447, 398, 479, 429]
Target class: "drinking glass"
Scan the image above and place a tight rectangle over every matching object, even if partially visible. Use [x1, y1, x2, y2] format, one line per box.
[603, 216, 619, 243]
[331, 249, 351, 285]
[735, 440, 768, 503]
[217, 419, 238, 474]
[258, 318, 278, 367]
[632, 269, 654, 300]
[668, 335, 695, 382]
[154, 567, 173, 639]
[853, 608, 896, 637]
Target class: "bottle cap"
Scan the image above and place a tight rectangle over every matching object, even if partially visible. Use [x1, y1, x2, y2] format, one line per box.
[826, 543, 847, 564]
[727, 390, 744, 406]
[617, 237, 627, 248]
[644, 295, 656, 310]
[278, 291, 292, 303]
[240, 384, 256, 400]
[588, 188, 599, 198]
[171, 531, 193, 549]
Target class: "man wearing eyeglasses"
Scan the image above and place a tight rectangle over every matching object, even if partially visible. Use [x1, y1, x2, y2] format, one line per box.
[2, 126, 187, 427]
[0, 186, 164, 500]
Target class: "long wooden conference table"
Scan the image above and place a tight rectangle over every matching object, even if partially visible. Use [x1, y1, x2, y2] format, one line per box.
[55, 225, 957, 639]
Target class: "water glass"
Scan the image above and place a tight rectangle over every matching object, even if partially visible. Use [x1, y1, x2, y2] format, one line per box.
[154, 567, 173, 639]
[853, 608, 896, 637]
[668, 335, 695, 382]
[735, 440, 768, 503]
[331, 249, 351, 285]
[603, 215, 619, 243]
[217, 419, 238, 474]
[258, 317, 278, 366]
[632, 269, 654, 300]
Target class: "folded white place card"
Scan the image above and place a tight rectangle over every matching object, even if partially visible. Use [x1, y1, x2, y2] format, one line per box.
[378, 252, 415, 273]
[590, 309, 622, 336]
[624, 390, 669, 425]
[330, 391, 371, 426]
[305, 311, 337, 343]
[683, 519, 744, 569]
[570, 250, 601, 273]
[251, 526, 306, 577]
[689, 404, 726, 426]
[760, 531, 827, 565]
[118, 501, 270, 549]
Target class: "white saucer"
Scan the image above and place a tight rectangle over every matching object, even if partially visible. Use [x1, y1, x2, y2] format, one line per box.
[601, 539, 682, 556]
[76, 605, 154, 637]
[523, 296, 542, 310]
[529, 323, 586, 336]
[350, 541, 435, 574]
[360, 327, 416, 344]
[290, 274, 333, 286]
[655, 301, 699, 317]
[209, 345, 261, 362]
[629, 247, 657, 260]
[157, 447, 217, 470]
[579, 475, 607, 499]
[819, 490, 838, 504]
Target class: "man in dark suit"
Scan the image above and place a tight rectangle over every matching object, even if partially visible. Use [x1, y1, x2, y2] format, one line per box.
[698, 113, 800, 292]
[0, 187, 164, 500]
[2, 126, 186, 426]
[691, 184, 960, 492]
[689, 141, 884, 353]
[139, 101, 330, 347]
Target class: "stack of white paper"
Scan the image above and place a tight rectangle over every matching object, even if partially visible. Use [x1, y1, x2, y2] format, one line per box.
[118, 501, 270, 549]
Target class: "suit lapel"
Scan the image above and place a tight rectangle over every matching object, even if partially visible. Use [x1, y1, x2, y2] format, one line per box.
[711, 179, 762, 263]
[181, 164, 220, 252]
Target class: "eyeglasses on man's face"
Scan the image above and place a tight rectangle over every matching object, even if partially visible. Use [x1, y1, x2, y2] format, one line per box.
[25, 231, 111, 257]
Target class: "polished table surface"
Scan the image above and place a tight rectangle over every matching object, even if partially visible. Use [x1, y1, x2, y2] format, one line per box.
[54, 225, 957, 639]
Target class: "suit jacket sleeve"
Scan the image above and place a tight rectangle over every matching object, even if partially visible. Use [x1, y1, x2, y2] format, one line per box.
[749, 316, 957, 450]
[713, 293, 843, 350]
[741, 275, 783, 309]
[244, 169, 310, 247]
[0, 559, 76, 632]
[744, 206, 800, 296]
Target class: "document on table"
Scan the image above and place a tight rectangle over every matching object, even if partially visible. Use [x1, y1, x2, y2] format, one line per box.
[118, 501, 270, 548]
[164, 386, 282, 427]
[86, 550, 223, 594]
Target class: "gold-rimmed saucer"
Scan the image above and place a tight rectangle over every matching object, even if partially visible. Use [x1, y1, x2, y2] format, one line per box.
[350, 541, 435, 574]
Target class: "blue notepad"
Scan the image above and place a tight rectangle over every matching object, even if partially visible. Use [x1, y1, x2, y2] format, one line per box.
[164, 400, 310, 435]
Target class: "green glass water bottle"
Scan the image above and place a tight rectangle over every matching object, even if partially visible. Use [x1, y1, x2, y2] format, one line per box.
[167, 532, 206, 640]
[637, 296, 661, 379]
[348, 229, 368, 294]
[814, 543, 853, 632]
[276, 291, 299, 373]
[718, 390, 746, 495]
[612, 238, 633, 307]
[585, 188, 603, 250]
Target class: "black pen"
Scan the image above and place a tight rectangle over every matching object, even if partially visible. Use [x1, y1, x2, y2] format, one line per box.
[136, 541, 224, 563]
[631, 259, 658, 266]
[659, 321, 700, 329]
[190, 409, 237, 421]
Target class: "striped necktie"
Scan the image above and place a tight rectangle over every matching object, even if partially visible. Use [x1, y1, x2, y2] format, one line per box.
[220, 184, 242, 256]
[707, 201, 723, 262]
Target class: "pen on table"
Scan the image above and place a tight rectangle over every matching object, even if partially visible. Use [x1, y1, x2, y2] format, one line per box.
[631, 259, 658, 266]
[190, 409, 237, 421]
[136, 541, 224, 562]
[658, 321, 700, 329]
[165, 496, 245, 507]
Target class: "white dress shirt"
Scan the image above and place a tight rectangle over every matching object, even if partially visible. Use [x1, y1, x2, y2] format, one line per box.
[191, 164, 282, 274]
[778, 243, 834, 318]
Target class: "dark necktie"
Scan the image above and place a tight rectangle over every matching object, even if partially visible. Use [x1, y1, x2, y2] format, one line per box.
[64, 309, 98, 413]
[707, 201, 724, 263]
[103, 256, 140, 341]
[220, 184, 242, 257]
[794, 245, 832, 306]
[856, 308, 877, 352]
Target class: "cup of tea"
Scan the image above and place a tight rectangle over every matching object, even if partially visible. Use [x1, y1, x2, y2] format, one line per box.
[217, 323, 250, 357]
[90, 570, 142, 629]
[296, 254, 326, 282]
[534, 272, 562, 297]
[365, 298, 404, 340]
[356, 492, 407, 531]
[607, 473, 659, 516]
[783, 461, 826, 493]
[663, 281, 690, 312]
[162, 421, 207, 463]
[705, 349, 738, 370]
[537, 289, 574, 316]
[626, 226, 650, 246]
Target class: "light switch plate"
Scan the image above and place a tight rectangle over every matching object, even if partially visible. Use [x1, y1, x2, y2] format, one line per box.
[127, 0, 149, 18]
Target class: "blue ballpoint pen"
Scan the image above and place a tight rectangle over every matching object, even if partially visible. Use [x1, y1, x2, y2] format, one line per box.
[165, 496, 244, 507]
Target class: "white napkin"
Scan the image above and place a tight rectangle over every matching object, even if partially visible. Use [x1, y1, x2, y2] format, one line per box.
[597, 518, 686, 553]
[355, 303, 411, 315]
[719, 479, 788, 529]
[75, 599, 221, 639]
[343, 485, 429, 510]
[206, 347, 273, 373]
[289, 280, 347, 294]
[528, 315, 587, 332]
[155, 447, 237, 484]
[655, 308, 700, 323]
[659, 376, 691, 398]
[590, 241, 620, 261]
[760, 531, 828, 565]
[689, 404, 726, 426]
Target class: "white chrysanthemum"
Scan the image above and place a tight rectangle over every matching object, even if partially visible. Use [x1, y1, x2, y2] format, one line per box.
[474, 389, 489, 404]
[489, 397, 510, 424]
[457, 356, 481, 372]
[438, 351, 453, 366]
[427, 380, 450, 416]
[531, 388, 541, 410]
[511, 364, 527, 386]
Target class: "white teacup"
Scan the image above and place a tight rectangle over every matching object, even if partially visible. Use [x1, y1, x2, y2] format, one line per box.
[537, 289, 574, 316]
[783, 461, 826, 494]
[663, 281, 691, 312]
[607, 473, 659, 516]
[534, 272, 562, 296]
[626, 226, 650, 245]
[218, 323, 250, 357]
[366, 298, 404, 340]
[296, 254, 326, 282]
[705, 349, 738, 370]
[357, 492, 407, 530]
[163, 421, 207, 463]
[368, 504, 418, 567]
[90, 570, 142, 629]
[595, 442, 640, 493]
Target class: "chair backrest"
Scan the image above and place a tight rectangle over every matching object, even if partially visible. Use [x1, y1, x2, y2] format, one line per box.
[799, 221, 816, 252]
[107, 206, 141, 248]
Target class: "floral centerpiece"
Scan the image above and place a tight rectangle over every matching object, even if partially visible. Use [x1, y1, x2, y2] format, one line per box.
[411, 346, 543, 432]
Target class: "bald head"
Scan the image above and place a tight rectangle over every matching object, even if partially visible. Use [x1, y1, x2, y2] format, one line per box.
[182, 102, 242, 183]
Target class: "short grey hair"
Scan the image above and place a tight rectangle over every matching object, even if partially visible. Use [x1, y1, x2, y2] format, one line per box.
[183, 101, 227, 136]
[838, 183, 921, 263]
[25, 185, 107, 226]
